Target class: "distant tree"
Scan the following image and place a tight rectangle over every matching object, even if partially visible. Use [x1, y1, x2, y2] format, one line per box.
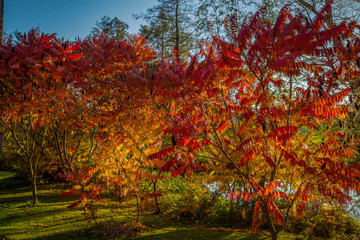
[92, 16, 129, 40]
[196, 0, 283, 39]
[138, 11, 172, 61]
[196, 0, 257, 37]
[135, 0, 198, 60]
[285, 0, 360, 25]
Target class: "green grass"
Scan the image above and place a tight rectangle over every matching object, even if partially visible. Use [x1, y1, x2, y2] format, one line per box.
[0, 171, 303, 240]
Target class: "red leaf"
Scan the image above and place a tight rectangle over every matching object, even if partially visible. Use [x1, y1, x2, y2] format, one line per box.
[67, 200, 82, 209]
[268, 200, 285, 225]
[217, 121, 230, 134]
[294, 187, 302, 202]
[251, 201, 262, 232]
[265, 156, 277, 168]
[238, 149, 256, 167]
[64, 42, 82, 54]
[263, 181, 279, 197]
[8, 64, 20, 70]
[269, 126, 299, 136]
[33, 117, 40, 128]
[181, 136, 191, 147]
[249, 177, 263, 193]
[160, 158, 176, 172]
[172, 164, 185, 177]
[149, 147, 175, 160]
[40, 33, 55, 44]
[243, 191, 251, 202]
[67, 53, 82, 61]
[61, 191, 77, 198]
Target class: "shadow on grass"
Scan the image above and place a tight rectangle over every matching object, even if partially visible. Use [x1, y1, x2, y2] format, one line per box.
[27, 224, 266, 240]
[0, 173, 74, 206]
[0, 205, 79, 224]
[139, 228, 232, 240]
[138, 228, 270, 240]
[0, 172, 29, 190]
[20, 228, 95, 240]
[0, 172, 283, 240]
[0, 189, 76, 206]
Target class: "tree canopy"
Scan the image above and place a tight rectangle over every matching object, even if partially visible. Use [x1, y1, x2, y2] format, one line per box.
[0, 2, 360, 240]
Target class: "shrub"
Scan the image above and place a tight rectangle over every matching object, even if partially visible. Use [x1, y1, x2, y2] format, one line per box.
[287, 208, 360, 239]
[156, 176, 254, 227]
[92, 221, 149, 238]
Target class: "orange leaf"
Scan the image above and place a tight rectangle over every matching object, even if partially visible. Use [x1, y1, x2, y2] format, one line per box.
[141, 192, 162, 201]
[67, 53, 82, 61]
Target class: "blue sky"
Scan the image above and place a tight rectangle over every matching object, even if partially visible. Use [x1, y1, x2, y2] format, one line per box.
[4, 0, 158, 41]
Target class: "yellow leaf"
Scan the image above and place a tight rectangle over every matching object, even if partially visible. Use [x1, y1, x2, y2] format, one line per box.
[242, 208, 247, 220]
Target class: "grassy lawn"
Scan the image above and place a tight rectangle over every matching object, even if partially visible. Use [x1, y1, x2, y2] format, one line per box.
[0, 171, 304, 240]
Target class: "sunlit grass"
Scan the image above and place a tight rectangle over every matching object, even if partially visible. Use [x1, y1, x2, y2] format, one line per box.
[0, 171, 305, 240]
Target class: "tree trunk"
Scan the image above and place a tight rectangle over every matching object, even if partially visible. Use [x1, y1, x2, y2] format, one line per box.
[270, 230, 277, 240]
[135, 194, 140, 222]
[0, 132, 4, 152]
[0, 0, 3, 41]
[11, 122, 48, 206]
[262, 200, 278, 240]
[31, 172, 38, 205]
[29, 155, 39, 205]
[152, 179, 161, 214]
[175, 0, 180, 54]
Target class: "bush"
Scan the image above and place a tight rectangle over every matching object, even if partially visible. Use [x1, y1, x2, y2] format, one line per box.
[157, 176, 254, 227]
[287, 208, 360, 239]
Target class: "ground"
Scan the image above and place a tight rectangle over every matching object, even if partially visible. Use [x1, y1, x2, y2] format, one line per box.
[0, 171, 305, 240]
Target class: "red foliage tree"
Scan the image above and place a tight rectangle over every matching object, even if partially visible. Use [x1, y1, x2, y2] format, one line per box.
[60, 33, 169, 220]
[0, 30, 84, 204]
[154, 4, 360, 240]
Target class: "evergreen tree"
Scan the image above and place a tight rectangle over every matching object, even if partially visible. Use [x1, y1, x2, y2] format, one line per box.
[92, 16, 129, 40]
